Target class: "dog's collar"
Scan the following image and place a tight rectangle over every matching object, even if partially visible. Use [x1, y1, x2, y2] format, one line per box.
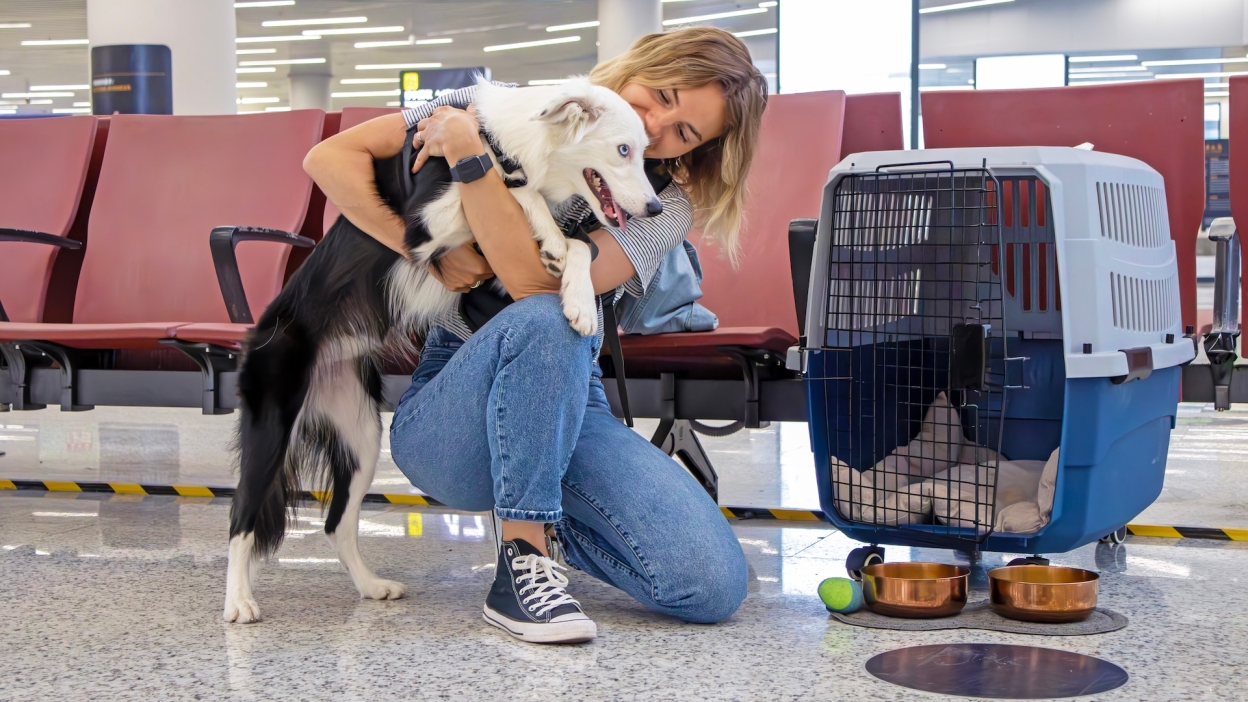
[481, 130, 527, 189]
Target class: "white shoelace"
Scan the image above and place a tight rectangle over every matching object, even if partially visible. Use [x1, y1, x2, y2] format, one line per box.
[512, 554, 580, 617]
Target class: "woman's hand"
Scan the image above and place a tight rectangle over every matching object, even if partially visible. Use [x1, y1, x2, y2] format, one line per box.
[430, 242, 495, 293]
[412, 105, 484, 173]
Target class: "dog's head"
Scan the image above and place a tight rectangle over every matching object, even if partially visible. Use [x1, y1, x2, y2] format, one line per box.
[532, 79, 662, 230]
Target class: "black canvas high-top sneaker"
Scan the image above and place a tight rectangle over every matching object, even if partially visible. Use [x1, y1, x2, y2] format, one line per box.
[483, 537, 596, 644]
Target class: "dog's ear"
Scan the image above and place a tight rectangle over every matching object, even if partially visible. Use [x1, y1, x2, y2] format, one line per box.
[532, 90, 606, 144]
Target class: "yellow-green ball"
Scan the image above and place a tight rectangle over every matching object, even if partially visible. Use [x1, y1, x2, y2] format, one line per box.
[819, 577, 864, 613]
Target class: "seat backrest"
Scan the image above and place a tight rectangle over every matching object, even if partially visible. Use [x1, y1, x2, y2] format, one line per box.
[694, 91, 846, 336]
[323, 106, 405, 232]
[922, 80, 1205, 330]
[841, 93, 904, 159]
[0, 116, 99, 322]
[1226, 76, 1248, 328]
[73, 110, 324, 324]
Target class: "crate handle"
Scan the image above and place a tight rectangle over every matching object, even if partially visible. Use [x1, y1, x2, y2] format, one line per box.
[1004, 356, 1030, 389]
[873, 159, 956, 173]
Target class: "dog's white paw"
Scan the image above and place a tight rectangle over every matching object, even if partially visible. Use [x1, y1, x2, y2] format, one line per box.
[539, 238, 568, 277]
[562, 293, 598, 337]
[358, 578, 407, 600]
[223, 593, 261, 624]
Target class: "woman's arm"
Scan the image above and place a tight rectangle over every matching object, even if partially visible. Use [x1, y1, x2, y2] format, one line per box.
[302, 113, 409, 254]
[302, 113, 493, 292]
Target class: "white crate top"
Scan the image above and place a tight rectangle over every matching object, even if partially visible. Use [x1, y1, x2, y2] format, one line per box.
[810, 146, 1195, 379]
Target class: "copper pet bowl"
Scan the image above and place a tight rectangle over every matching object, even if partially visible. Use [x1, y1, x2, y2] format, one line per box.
[989, 565, 1100, 623]
[861, 562, 970, 618]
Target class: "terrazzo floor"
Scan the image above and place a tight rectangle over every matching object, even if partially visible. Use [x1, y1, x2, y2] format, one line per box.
[1, 492, 1245, 701]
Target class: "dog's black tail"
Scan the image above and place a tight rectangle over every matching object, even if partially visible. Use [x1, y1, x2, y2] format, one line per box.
[229, 316, 317, 557]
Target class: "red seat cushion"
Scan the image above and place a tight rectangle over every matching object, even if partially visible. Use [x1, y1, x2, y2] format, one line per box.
[619, 327, 796, 357]
[172, 322, 251, 350]
[0, 322, 187, 349]
[0, 116, 98, 323]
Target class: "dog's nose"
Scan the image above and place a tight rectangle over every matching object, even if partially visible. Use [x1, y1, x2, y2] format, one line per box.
[645, 198, 663, 217]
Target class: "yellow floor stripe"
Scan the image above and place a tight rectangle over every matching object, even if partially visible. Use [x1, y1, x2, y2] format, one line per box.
[42, 481, 81, 492]
[109, 483, 146, 495]
[309, 490, 329, 502]
[1128, 524, 1184, 539]
[385, 494, 429, 506]
[720, 507, 735, 519]
[173, 485, 215, 498]
[769, 509, 820, 521]
[0, 479, 15, 490]
[1223, 528, 1248, 541]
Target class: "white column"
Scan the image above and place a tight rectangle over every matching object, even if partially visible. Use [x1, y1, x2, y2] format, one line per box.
[87, 0, 236, 115]
[598, 0, 661, 63]
[290, 73, 331, 111]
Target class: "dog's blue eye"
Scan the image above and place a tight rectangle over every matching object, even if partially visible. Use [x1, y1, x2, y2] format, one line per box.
[618, 144, 629, 157]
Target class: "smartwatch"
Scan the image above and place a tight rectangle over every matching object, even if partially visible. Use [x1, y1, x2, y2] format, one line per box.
[449, 153, 493, 184]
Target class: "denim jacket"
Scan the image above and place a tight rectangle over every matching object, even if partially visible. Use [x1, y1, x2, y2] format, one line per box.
[616, 239, 718, 335]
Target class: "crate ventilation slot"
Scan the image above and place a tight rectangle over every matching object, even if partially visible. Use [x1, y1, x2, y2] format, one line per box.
[1109, 272, 1179, 332]
[832, 191, 933, 250]
[828, 269, 922, 329]
[1096, 182, 1168, 249]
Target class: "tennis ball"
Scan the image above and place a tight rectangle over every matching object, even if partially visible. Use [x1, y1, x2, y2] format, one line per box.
[819, 577, 864, 614]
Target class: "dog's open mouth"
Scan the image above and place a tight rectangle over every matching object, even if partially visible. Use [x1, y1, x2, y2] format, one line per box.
[584, 168, 627, 231]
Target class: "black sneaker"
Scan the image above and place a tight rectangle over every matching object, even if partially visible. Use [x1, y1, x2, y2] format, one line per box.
[483, 538, 597, 644]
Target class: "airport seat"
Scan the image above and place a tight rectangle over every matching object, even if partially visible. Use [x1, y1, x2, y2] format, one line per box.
[0, 116, 102, 325]
[0, 111, 324, 411]
[921, 80, 1206, 331]
[1227, 76, 1248, 328]
[840, 92, 905, 158]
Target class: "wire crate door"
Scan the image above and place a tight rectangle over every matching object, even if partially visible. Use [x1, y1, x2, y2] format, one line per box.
[823, 166, 1009, 542]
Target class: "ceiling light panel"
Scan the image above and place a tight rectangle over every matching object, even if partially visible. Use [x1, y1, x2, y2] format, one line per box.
[0, 23, 33, 28]
[919, 0, 1014, 13]
[236, 35, 319, 43]
[1142, 57, 1248, 67]
[484, 36, 580, 52]
[547, 21, 599, 32]
[235, 1, 296, 7]
[340, 78, 398, 84]
[331, 89, 401, 98]
[236, 67, 278, 73]
[734, 28, 777, 37]
[30, 85, 88, 91]
[663, 8, 767, 25]
[238, 58, 326, 65]
[355, 63, 442, 70]
[236, 48, 277, 54]
[1067, 54, 1138, 63]
[21, 39, 89, 45]
[302, 26, 404, 36]
[263, 17, 366, 27]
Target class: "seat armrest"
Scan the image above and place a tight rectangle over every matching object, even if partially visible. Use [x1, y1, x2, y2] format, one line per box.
[209, 225, 315, 324]
[788, 218, 817, 340]
[0, 228, 84, 249]
[0, 228, 83, 322]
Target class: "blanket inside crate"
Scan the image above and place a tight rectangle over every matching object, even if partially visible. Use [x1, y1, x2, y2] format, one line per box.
[832, 392, 1060, 533]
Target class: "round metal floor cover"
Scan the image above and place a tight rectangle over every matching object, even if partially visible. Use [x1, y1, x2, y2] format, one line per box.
[865, 643, 1129, 699]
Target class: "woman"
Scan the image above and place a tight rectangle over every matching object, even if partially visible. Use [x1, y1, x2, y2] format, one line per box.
[304, 27, 767, 644]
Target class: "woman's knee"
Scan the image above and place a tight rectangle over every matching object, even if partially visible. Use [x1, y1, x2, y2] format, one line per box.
[654, 533, 748, 624]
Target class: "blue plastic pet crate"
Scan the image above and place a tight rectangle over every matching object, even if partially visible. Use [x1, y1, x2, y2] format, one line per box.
[794, 148, 1194, 568]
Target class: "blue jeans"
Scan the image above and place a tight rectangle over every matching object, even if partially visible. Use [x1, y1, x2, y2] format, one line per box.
[390, 294, 747, 623]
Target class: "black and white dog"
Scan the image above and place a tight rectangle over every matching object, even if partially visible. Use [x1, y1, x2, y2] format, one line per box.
[223, 79, 659, 623]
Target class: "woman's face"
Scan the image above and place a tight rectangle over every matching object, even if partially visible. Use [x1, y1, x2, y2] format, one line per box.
[618, 82, 727, 160]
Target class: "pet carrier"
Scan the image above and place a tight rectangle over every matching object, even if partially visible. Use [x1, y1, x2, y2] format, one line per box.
[794, 147, 1194, 577]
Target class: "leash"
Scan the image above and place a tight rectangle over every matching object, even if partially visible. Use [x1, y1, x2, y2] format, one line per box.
[600, 295, 633, 427]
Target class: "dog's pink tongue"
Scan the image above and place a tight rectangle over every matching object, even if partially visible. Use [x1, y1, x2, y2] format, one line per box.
[617, 209, 628, 232]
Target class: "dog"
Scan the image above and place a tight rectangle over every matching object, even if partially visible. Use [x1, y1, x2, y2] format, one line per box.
[222, 78, 660, 623]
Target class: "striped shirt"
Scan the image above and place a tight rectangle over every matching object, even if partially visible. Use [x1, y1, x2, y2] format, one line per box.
[401, 84, 693, 343]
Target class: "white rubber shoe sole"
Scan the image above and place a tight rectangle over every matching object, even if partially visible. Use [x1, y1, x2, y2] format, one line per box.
[483, 605, 597, 644]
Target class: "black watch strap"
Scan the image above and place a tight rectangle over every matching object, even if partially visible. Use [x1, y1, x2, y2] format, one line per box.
[450, 153, 493, 184]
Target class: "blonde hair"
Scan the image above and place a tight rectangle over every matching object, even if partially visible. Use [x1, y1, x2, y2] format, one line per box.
[590, 26, 768, 261]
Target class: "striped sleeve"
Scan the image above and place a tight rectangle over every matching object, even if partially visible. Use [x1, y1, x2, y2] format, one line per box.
[609, 181, 694, 297]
